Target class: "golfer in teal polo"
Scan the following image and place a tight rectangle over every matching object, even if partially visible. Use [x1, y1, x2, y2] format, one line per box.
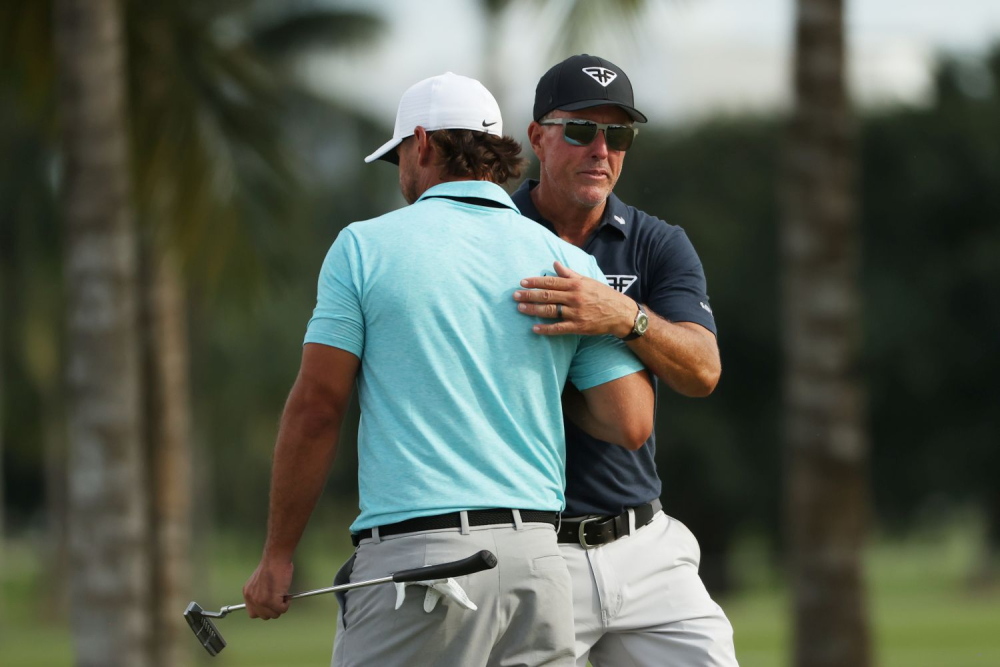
[242, 72, 654, 667]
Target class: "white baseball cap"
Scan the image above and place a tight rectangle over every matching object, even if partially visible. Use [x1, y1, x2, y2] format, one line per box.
[365, 72, 503, 165]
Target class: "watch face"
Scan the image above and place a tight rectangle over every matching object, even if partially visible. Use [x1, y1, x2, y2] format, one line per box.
[636, 312, 649, 335]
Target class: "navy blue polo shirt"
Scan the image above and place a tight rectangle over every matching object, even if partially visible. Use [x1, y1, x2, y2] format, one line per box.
[512, 179, 718, 516]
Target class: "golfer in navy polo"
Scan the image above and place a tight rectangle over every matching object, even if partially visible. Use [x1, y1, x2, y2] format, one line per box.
[242, 72, 655, 667]
[512, 55, 740, 666]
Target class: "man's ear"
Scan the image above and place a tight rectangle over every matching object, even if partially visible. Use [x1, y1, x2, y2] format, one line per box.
[413, 126, 435, 167]
[527, 121, 544, 159]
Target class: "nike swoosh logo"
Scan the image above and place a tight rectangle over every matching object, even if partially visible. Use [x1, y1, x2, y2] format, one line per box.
[482, 120, 497, 127]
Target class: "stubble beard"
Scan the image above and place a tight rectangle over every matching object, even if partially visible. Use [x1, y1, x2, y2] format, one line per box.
[568, 171, 615, 210]
[400, 169, 418, 205]
[544, 157, 617, 211]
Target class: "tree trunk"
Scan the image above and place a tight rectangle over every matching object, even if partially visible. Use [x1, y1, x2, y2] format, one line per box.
[43, 418, 71, 617]
[0, 278, 5, 620]
[140, 245, 194, 667]
[53, 0, 152, 664]
[781, 1, 871, 667]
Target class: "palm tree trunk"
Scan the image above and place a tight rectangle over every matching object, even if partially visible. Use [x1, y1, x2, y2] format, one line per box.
[43, 417, 70, 617]
[0, 286, 5, 618]
[140, 244, 194, 667]
[53, 0, 152, 665]
[781, 1, 870, 666]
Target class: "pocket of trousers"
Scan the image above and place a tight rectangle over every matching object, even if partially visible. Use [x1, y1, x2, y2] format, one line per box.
[333, 552, 357, 629]
[666, 516, 702, 567]
[531, 554, 567, 572]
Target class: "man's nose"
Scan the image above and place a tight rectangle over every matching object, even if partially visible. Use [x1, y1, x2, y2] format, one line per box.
[589, 130, 610, 158]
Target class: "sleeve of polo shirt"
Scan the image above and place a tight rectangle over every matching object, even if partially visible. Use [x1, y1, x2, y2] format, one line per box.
[303, 228, 365, 358]
[645, 226, 718, 336]
[568, 256, 646, 390]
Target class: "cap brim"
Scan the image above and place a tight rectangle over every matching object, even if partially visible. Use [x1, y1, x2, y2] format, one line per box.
[552, 100, 648, 124]
[364, 136, 403, 165]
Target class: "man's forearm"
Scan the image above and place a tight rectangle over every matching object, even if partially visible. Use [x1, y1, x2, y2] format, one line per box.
[263, 394, 344, 561]
[572, 370, 654, 450]
[562, 383, 624, 444]
[626, 313, 720, 397]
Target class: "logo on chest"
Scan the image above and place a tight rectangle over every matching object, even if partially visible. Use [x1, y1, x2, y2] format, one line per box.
[605, 275, 638, 294]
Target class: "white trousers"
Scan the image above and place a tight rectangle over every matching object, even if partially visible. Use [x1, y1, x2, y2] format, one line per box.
[562, 511, 739, 667]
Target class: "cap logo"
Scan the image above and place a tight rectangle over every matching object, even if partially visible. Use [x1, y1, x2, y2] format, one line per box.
[582, 67, 617, 87]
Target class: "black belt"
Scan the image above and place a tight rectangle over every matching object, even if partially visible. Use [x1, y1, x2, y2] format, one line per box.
[557, 499, 662, 549]
[351, 509, 560, 547]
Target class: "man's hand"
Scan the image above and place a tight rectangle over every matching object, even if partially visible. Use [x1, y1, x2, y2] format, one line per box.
[243, 557, 294, 620]
[514, 261, 636, 337]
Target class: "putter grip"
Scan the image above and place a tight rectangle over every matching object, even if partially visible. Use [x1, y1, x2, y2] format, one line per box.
[392, 550, 498, 583]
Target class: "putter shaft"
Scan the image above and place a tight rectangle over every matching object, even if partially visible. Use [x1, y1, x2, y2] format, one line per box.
[215, 574, 394, 617]
[186, 549, 498, 656]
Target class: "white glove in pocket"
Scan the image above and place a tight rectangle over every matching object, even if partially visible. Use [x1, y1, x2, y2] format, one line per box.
[393, 578, 477, 612]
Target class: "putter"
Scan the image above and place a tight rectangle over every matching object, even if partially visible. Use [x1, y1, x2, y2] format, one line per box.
[184, 549, 498, 656]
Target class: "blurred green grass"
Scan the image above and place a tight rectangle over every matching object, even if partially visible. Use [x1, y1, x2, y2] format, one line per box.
[2, 519, 998, 667]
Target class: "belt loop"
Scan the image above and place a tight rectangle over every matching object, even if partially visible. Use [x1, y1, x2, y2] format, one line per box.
[459, 510, 471, 535]
[556, 511, 562, 534]
[511, 509, 523, 531]
[627, 508, 637, 535]
[372, 526, 382, 545]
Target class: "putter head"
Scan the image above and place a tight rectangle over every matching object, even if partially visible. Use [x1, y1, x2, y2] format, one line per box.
[184, 602, 227, 656]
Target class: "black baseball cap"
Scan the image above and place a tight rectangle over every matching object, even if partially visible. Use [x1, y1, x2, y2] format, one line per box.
[533, 54, 647, 123]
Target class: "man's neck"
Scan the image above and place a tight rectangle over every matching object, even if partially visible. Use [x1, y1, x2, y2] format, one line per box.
[408, 174, 481, 203]
[424, 174, 478, 192]
[530, 181, 606, 248]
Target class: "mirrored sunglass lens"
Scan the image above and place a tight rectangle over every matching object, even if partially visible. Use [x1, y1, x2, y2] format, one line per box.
[605, 126, 635, 151]
[563, 122, 598, 146]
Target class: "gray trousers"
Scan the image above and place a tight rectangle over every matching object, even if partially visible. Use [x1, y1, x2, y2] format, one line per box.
[331, 516, 575, 667]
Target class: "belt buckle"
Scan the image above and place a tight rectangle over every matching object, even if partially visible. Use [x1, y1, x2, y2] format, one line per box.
[577, 516, 602, 549]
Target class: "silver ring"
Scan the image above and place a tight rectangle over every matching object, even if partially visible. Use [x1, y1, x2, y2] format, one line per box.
[556, 304, 563, 319]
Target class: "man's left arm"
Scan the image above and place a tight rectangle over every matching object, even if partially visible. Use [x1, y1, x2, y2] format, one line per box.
[515, 261, 720, 397]
[620, 312, 719, 397]
[242, 344, 360, 620]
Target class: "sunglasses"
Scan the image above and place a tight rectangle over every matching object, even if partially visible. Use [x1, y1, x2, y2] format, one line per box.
[539, 118, 638, 151]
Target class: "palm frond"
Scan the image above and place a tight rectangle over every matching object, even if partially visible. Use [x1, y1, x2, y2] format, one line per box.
[546, 0, 652, 58]
[5, 0, 385, 300]
[122, 1, 383, 298]
[250, 10, 382, 59]
[0, 0, 55, 119]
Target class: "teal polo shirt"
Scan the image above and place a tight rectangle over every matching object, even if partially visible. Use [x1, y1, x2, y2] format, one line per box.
[304, 180, 645, 531]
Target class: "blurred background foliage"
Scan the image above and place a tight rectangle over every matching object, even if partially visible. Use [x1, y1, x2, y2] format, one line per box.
[1, 0, 999, 665]
[619, 47, 1000, 588]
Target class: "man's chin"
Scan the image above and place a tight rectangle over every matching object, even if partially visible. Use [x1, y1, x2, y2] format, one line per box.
[571, 185, 612, 208]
